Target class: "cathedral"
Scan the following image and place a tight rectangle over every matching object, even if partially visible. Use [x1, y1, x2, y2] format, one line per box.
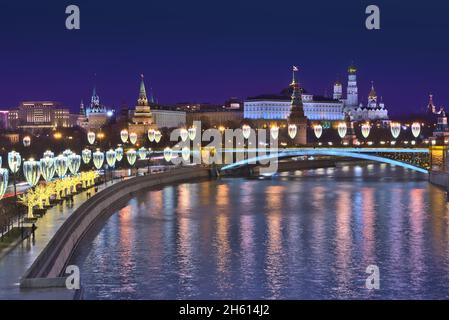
[341, 65, 389, 121]
[78, 86, 111, 131]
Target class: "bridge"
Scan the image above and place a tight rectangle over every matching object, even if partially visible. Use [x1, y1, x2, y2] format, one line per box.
[220, 147, 430, 174]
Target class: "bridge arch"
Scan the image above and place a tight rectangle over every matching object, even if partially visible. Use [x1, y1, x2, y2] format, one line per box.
[220, 149, 429, 174]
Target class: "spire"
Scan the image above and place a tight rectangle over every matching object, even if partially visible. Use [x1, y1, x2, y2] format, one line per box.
[138, 74, 149, 106]
[149, 87, 155, 104]
[80, 100, 85, 116]
[368, 81, 377, 100]
[427, 93, 436, 114]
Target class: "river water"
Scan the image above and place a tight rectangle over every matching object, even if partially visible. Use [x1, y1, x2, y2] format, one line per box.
[71, 163, 449, 299]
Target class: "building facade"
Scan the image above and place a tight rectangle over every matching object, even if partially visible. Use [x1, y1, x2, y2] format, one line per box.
[151, 109, 186, 128]
[6, 101, 74, 131]
[244, 95, 344, 121]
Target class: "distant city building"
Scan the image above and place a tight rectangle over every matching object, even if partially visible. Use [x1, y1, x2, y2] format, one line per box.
[6, 101, 75, 131]
[0, 110, 9, 129]
[186, 110, 243, 127]
[428, 94, 449, 137]
[225, 97, 242, 110]
[0, 133, 19, 144]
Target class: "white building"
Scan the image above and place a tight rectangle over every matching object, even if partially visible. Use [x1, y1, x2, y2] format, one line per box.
[151, 109, 186, 128]
[244, 94, 345, 121]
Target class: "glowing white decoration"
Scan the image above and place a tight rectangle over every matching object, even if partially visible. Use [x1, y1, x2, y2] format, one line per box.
[120, 129, 129, 143]
[43, 150, 54, 158]
[63, 149, 73, 158]
[147, 129, 156, 142]
[23, 136, 31, 147]
[337, 122, 347, 139]
[288, 124, 297, 139]
[126, 149, 137, 166]
[55, 155, 68, 178]
[68, 154, 81, 175]
[23, 160, 41, 187]
[138, 147, 147, 160]
[8, 151, 21, 173]
[154, 130, 162, 143]
[361, 123, 371, 139]
[390, 122, 401, 139]
[115, 147, 124, 162]
[180, 129, 189, 142]
[129, 132, 138, 145]
[242, 125, 251, 139]
[82, 149, 92, 164]
[163, 147, 173, 162]
[188, 127, 196, 140]
[411, 122, 421, 138]
[270, 126, 279, 140]
[314, 124, 323, 139]
[93, 151, 104, 170]
[182, 147, 190, 161]
[40, 157, 55, 182]
[0, 169, 9, 200]
[87, 131, 96, 145]
[106, 150, 117, 168]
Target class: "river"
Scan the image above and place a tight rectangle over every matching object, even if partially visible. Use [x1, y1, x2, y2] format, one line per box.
[71, 163, 449, 299]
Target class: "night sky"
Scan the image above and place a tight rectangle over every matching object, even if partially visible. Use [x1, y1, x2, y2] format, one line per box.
[1, 0, 448, 116]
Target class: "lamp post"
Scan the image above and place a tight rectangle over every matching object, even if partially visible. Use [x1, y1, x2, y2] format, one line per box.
[8, 151, 21, 229]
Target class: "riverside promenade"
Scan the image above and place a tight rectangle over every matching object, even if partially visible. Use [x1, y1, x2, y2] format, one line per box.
[0, 179, 114, 299]
[0, 166, 210, 299]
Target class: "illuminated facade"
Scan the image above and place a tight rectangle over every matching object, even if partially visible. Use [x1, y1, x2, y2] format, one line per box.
[342, 65, 389, 121]
[6, 101, 74, 130]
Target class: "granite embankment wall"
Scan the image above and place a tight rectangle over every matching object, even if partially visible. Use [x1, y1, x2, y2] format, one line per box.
[429, 171, 449, 190]
[20, 167, 211, 288]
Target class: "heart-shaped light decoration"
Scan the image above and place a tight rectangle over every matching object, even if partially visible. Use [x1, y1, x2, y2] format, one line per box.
[93, 151, 104, 170]
[23, 160, 41, 187]
[126, 149, 137, 166]
[138, 147, 147, 160]
[87, 131, 96, 145]
[314, 124, 323, 139]
[242, 125, 251, 139]
[361, 123, 371, 139]
[68, 154, 81, 175]
[147, 129, 156, 142]
[188, 127, 196, 141]
[163, 147, 173, 162]
[120, 129, 129, 143]
[390, 122, 401, 139]
[55, 155, 68, 178]
[182, 147, 190, 161]
[115, 147, 124, 162]
[337, 122, 347, 139]
[82, 149, 92, 164]
[411, 122, 421, 138]
[288, 124, 297, 139]
[40, 157, 55, 182]
[8, 151, 21, 173]
[106, 149, 117, 168]
[129, 132, 138, 145]
[154, 130, 162, 143]
[180, 129, 189, 142]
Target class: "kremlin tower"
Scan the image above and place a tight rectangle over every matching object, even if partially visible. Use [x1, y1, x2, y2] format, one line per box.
[288, 66, 307, 145]
[129, 74, 157, 142]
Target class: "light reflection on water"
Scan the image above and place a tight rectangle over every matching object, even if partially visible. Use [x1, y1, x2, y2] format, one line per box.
[72, 164, 449, 299]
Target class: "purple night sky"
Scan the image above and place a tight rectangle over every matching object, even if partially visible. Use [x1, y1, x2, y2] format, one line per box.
[0, 0, 448, 116]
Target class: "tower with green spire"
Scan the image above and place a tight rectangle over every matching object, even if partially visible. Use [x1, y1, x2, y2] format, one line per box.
[288, 66, 307, 145]
[130, 74, 156, 140]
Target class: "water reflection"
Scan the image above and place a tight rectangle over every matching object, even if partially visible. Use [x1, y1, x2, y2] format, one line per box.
[71, 164, 449, 299]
